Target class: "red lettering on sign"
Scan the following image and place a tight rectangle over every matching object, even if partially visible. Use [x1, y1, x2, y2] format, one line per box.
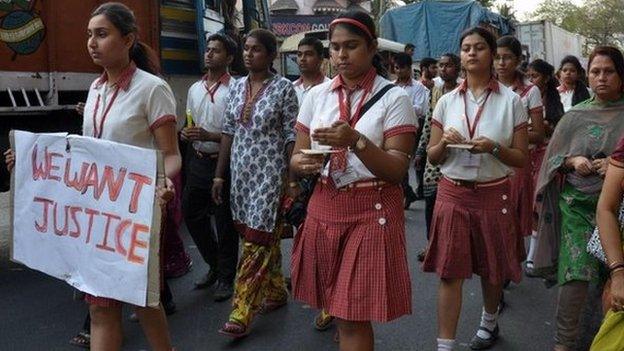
[33, 196, 53, 232]
[64, 159, 89, 191]
[84, 207, 100, 244]
[69, 206, 83, 238]
[31, 144, 46, 180]
[96, 212, 119, 252]
[128, 172, 153, 213]
[115, 219, 132, 257]
[53, 203, 69, 236]
[45, 150, 62, 182]
[127, 223, 149, 264]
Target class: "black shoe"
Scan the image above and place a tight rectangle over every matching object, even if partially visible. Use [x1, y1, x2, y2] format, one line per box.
[469, 325, 499, 350]
[213, 281, 233, 302]
[194, 270, 218, 289]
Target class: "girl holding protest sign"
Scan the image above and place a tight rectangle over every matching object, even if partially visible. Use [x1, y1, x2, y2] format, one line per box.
[5, 3, 181, 350]
[82, 3, 180, 350]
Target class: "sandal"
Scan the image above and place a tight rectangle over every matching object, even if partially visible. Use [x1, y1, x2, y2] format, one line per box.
[218, 321, 250, 339]
[69, 331, 90, 349]
[258, 299, 287, 314]
[313, 310, 334, 331]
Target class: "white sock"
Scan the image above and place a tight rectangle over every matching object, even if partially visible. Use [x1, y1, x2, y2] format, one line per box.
[526, 231, 538, 265]
[476, 308, 499, 339]
[437, 338, 455, 351]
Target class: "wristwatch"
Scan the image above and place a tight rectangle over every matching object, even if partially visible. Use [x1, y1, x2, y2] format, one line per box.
[491, 142, 501, 157]
[349, 132, 367, 152]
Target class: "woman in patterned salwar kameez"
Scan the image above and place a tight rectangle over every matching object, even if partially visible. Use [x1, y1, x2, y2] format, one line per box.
[533, 46, 624, 351]
[212, 29, 299, 338]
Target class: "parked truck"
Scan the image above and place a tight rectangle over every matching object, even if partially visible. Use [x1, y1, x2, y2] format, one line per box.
[516, 20, 587, 69]
[0, 0, 269, 190]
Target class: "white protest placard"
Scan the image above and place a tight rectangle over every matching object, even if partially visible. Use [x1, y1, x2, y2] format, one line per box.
[10, 130, 162, 307]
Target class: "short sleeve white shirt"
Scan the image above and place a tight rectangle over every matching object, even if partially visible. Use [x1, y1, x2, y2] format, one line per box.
[296, 70, 418, 182]
[185, 74, 232, 153]
[431, 79, 528, 182]
[394, 78, 430, 117]
[83, 64, 177, 149]
[293, 76, 331, 105]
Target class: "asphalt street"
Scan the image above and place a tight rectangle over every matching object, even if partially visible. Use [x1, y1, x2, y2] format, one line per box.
[0, 179, 602, 350]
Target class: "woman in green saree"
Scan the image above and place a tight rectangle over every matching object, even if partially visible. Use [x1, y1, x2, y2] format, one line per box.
[534, 46, 624, 351]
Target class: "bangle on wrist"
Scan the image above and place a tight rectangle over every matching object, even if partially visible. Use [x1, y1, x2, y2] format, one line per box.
[213, 177, 225, 184]
[609, 261, 624, 269]
[610, 262, 624, 272]
[611, 267, 624, 277]
[491, 142, 501, 157]
[288, 181, 299, 188]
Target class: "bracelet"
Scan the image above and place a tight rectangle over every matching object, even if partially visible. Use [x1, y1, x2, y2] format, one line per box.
[609, 261, 624, 270]
[611, 267, 624, 277]
[288, 181, 299, 188]
[610, 262, 624, 272]
[213, 177, 225, 184]
[491, 142, 501, 157]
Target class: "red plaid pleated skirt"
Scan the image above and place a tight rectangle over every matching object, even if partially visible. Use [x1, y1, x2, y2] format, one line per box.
[423, 177, 524, 285]
[510, 164, 533, 238]
[291, 180, 412, 322]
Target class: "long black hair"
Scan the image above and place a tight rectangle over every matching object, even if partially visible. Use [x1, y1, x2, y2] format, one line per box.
[559, 55, 590, 106]
[529, 59, 564, 126]
[91, 2, 160, 75]
[329, 10, 388, 78]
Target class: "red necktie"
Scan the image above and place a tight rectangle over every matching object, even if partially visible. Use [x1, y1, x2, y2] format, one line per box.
[330, 87, 356, 173]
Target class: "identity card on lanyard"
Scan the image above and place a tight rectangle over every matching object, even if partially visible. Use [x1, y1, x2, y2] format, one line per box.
[457, 90, 491, 175]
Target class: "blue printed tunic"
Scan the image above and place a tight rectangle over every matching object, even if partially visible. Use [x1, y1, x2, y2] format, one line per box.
[222, 75, 298, 233]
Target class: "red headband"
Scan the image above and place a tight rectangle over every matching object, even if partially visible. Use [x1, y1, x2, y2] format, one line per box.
[330, 18, 374, 39]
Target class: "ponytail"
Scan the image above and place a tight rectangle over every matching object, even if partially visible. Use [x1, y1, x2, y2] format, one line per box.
[372, 53, 388, 78]
[92, 3, 161, 75]
[544, 76, 564, 126]
[529, 59, 564, 127]
[572, 81, 590, 106]
[131, 41, 161, 76]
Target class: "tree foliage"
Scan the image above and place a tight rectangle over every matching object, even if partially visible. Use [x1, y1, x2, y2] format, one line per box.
[531, 0, 624, 47]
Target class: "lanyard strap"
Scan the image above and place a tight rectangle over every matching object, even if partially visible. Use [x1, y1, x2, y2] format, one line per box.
[204, 73, 228, 103]
[337, 87, 371, 127]
[92, 87, 120, 139]
[463, 90, 491, 140]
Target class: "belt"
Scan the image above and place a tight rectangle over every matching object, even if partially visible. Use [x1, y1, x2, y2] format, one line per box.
[443, 176, 508, 189]
[194, 149, 219, 159]
[320, 177, 388, 191]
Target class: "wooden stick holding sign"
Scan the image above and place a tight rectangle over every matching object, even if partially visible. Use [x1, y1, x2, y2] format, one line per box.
[9, 130, 164, 307]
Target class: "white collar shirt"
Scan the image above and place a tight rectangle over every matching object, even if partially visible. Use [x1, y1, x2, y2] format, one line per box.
[293, 76, 331, 105]
[296, 70, 418, 183]
[186, 74, 232, 153]
[394, 78, 430, 117]
[431, 79, 528, 182]
[83, 64, 177, 149]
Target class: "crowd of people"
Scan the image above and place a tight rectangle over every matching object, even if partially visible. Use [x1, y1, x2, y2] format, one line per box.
[5, 2, 624, 351]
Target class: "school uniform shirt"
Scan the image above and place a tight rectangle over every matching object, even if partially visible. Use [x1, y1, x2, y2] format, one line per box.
[296, 68, 418, 183]
[185, 73, 232, 154]
[431, 78, 528, 182]
[393, 78, 430, 118]
[83, 63, 177, 149]
[433, 76, 464, 89]
[293, 75, 331, 105]
[511, 79, 543, 117]
[558, 85, 593, 112]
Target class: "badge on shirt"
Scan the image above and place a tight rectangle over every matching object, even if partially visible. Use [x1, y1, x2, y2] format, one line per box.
[457, 150, 481, 178]
[331, 165, 359, 188]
